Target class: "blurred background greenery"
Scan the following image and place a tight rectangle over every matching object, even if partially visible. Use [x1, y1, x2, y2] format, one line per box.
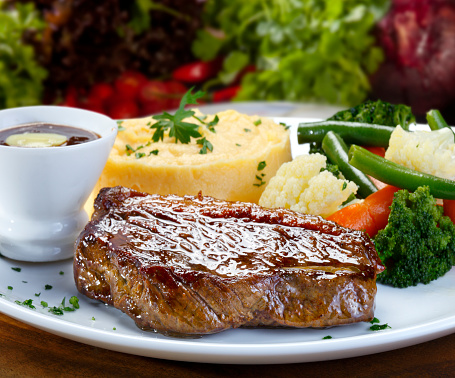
[1, 0, 454, 122]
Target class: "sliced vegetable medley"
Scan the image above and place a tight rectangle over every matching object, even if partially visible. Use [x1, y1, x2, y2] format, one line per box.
[294, 100, 455, 288]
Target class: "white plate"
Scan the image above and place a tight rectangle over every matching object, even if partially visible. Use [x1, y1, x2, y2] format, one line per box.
[1, 117, 454, 365]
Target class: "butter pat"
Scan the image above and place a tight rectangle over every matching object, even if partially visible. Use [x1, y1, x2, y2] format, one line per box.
[92, 109, 291, 204]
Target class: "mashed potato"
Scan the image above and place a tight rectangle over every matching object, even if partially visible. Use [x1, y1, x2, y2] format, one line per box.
[90, 109, 291, 205]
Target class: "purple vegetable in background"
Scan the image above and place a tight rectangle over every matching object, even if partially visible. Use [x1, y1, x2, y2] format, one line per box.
[370, 0, 455, 119]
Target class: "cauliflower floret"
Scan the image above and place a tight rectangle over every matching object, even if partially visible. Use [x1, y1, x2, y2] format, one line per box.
[259, 153, 358, 217]
[385, 126, 455, 180]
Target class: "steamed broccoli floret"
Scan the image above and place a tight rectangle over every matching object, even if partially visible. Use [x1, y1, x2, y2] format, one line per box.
[374, 186, 455, 288]
[328, 99, 415, 129]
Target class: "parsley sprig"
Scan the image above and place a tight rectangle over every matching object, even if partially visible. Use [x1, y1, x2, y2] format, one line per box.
[151, 88, 206, 144]
[150, 88, 218, 154]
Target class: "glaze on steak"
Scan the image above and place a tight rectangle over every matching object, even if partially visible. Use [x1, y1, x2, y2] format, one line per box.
[74, 186, 384, 337]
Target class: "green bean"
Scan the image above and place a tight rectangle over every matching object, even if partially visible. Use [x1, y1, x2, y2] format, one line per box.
[348, 145, 455, 199]
[298, 121, 395, 147]
[321, 131, 377, 198]
[426, 109, 449, 130]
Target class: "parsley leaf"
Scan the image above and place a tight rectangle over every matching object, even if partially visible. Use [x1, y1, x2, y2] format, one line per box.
[117, 120, 125, 131]
[197, 137, 213, 155]
[257, 161, 266, 171]
[48, 296, 80, 315]
[206, 115, 219, 132]
[15, 299, 35, 309]
[370, 323, 391, 331]
[254, 161, 267, 187]
[151, 88, 205, 144]
[69, 296, 80, 309]
[370, 317, 380, 324]
[11, 267, 21, 272]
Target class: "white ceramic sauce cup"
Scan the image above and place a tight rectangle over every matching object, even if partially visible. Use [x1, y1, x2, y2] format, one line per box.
[0, 106, 117, 261]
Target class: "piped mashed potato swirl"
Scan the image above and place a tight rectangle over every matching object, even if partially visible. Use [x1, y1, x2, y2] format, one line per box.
[90, 109, 291, 204]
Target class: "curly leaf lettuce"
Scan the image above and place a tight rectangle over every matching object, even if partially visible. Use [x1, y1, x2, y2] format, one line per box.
[193, 0, 389, 106]
[0, 3, 47, 109]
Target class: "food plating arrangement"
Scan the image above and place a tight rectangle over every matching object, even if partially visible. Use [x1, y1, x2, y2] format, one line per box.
[0, 90, 455, 364]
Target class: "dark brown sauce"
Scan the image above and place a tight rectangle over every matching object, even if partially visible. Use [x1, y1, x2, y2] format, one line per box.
[0, 122, 100, 147]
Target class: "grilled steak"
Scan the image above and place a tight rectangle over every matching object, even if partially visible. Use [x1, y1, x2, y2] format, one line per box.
[74, 186, 384, 337]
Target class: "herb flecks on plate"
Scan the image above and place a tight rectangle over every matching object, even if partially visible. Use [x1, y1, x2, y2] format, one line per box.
[48, 296, 80, 316]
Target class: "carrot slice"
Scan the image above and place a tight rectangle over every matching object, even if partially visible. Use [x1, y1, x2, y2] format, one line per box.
[327, 185, 400, 237]
[364, 185, 400, 232]
[362, 146, 386, 158]
[443, 199, 455, 223]
[327, 202, 376, 236]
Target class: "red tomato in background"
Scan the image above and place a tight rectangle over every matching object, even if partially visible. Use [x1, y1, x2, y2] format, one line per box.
[89, 83, 114, 105]
[108, 100, 139, 119]
[213, 86, 241, 102]
[61, 86, 79, 107]
[114, 70, 148, 100]
[172, 59, 222, 84]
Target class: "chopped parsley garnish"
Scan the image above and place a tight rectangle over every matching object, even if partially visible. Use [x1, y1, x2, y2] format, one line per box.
[244, 128, 251, 133]
[370, 317, 380, 324]
[197, 137, 213, 155]
[48, 306, 64, 315]
[280, 122, 291, 130]
[117, 120, 125, 131]
[15, 299, 35, 309]
[125, 144, 135, 156]
[22, 281, 27, 284]
[45, 284, 53, 290]
[205, 115, 219, 133]
[342, 181, 347, 190]
[41, 301, 48, 308]
[257, 161, 266, 171]
[48, 296, 80, 316]
[135, 152, 146, 159]
[236, 143, 241, 147]
[0, 293, 4, 297]
[91, 317, 95, 321]
[69, 296, 80, 309]
[113, 327, 117, 331]
[126, 143, 160, 159]
[7, 286, 13, 290]
[322, 335, 332, 340]
[35, 292, 41, 297]
[151, 88, 205, 144]
[193, 114, 219, 133]
[59, 271, 64, 275]
[254, 119, 262, 126]
[11, 267, 21, 272]
[253, 161, 267, 187]
[370, 323, 391, 331]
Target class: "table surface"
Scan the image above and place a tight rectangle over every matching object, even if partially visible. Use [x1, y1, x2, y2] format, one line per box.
[0, 312, 454, 377]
